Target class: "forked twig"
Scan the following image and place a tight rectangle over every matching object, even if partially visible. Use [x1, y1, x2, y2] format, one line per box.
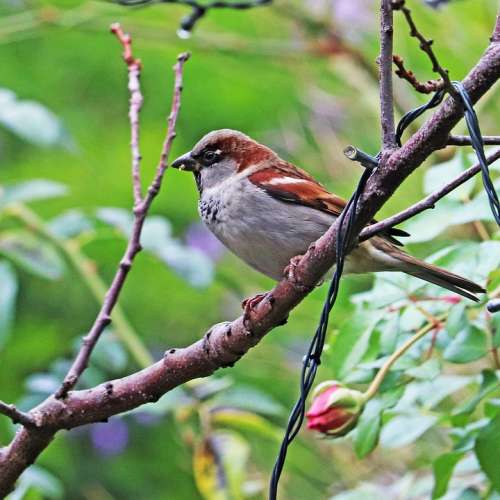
[55, 26, 190, 399]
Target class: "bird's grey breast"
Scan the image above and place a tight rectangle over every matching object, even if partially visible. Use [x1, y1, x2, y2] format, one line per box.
[198, 177, 335, 279]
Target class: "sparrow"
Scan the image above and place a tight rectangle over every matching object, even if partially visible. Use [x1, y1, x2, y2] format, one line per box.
[171, 129, 485, 301]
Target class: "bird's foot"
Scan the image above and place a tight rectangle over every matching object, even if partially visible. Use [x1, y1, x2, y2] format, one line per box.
[242, 293, 268, 317]
[284, 254, 304, 282]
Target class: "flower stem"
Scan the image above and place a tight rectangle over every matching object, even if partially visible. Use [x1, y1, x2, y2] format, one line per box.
[6, 203, 153, 368]
[363, 314, 447, 401]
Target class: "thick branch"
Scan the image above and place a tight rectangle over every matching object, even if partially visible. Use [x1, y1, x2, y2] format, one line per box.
[379, 0, 396, 149]
[1, 12, 499, 497]
[0, 401, 35, 428]
[360, 148, 500, 241]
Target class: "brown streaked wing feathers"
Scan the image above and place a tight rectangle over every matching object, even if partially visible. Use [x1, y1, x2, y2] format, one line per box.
[248, 161, 409, 245]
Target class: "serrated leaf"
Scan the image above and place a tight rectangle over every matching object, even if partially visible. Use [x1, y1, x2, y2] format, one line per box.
[0, 230, 65, 279]
[406, 358, 441, 380]
[331, 308, 383, 379]
[380, 413, 438, 448]
[424, 152, 473, 201]
[353, 399, 383, 458]
[402, 199, 461, 243]
[432, 451, 464, 499]
[0, 180, 68, 209]
[0, 260, 17, 349]
[444, 325, 487, 364]
[454, 370, 499, 416]
[475, 414, 500, 492]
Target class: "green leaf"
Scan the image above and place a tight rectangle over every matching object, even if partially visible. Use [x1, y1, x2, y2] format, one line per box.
[444, 325, 488, 364]
[210, 385, 285, 416]
[0, 87, 71, 148]
[353, 399, 383, 458]
[193, 431, 250, 500]
[445, 303, 468, 337]
[48, 210, 93, 238]
[8, 465, 63, 500]
[424, 152, 473, 200]
[0, 261, 17, 349]
[211, 409, 281, 441]
[454, 370, 499, 416]
[90, 333, 128, 374]
[330, 308, 383, 379]
[406, 358, 441, 380]
[380, 413, 438, 448]
[485, 399, 500, 419]
[474, 414, 500, 492]
[0, 230, 65, 280]
[0, 180, 68, 209]
[432, 451, 464, 499]
[403, 199, 461, 243]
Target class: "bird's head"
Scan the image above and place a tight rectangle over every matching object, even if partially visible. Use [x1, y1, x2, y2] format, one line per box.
[171, 129, 276, 191]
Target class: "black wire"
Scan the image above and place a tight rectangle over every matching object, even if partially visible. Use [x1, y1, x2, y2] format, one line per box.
[395, 89, 445, 146]
[270, 83, 499, 498]
[269, 166, 373, 500]
[452, 81, 500, 225]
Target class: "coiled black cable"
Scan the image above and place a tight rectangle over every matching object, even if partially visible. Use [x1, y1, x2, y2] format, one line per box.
[269, 83, 499, 499]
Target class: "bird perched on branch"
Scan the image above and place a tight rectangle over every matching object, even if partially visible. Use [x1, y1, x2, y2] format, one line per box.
[172, 129, 484, 301]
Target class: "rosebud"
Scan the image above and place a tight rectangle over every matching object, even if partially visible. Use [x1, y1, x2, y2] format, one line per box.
[306, 381, 365, 437]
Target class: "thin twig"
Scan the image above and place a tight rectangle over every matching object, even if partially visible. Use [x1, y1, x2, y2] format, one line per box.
[111, 23, 144, 207]
[360, 148, 500, 241]
[393, 54, 444, 93]
[392, 0, 457, 97]
[447, 135, 500, 146]
[0, 401, 35, 427]
[364, 314, 446, 401]
[54, 27, 190, 399]
[379, 0, 396, 149]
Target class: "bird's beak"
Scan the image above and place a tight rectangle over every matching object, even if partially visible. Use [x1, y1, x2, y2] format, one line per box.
[171, 151, 198, 172]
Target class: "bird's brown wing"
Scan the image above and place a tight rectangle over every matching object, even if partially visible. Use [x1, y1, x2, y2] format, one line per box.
[248, 161, 409, 245]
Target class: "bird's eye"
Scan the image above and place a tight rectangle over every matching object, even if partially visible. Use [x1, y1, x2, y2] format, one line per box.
[202, 150, 219, 164]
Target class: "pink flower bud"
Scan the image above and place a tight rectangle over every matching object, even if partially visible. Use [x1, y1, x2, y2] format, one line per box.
[306, 381, 365, 437]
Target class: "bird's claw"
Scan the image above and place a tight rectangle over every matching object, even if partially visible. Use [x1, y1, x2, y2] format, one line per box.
[242, 293, 268, 317]
[284, 254, 304, 283]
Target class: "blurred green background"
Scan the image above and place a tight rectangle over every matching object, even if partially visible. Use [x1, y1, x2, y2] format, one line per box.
[1, 0, 499, 498]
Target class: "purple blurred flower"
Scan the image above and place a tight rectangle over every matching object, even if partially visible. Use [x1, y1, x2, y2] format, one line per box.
[134, 412, 162, 426]
[185, 222, 225, 262]
[333, 0, 372, 25]
[90, 419, 129, 457]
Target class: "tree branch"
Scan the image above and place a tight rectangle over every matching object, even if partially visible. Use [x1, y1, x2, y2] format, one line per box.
[1, 11, 499, 497]
[393, 54, 444, 94]
[111, 23, 144, 207]
[447, 135, 500, 146]
[360, 148, 500, 241]
[54, 27, 190, 399]
[0, 402, 35, 428]
[392, 0, 456, 97]
[379, 0, 396, 149]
